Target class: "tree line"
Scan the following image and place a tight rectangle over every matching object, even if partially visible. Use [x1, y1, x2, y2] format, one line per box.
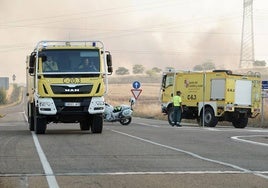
[115, 60, 267, 76]
[115, 64, 162, 76]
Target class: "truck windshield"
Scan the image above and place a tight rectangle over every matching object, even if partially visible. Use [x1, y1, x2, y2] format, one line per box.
[162, 74, 174, 88]
[40, 49, 100, 73]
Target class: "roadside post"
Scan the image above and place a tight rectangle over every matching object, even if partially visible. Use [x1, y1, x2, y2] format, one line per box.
[131, 81, 142, 100]
[261, 80, 268, 126]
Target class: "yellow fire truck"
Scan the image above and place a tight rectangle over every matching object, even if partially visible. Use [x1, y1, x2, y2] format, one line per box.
[26, 41, 113, 134]
[160, 70, 262, 128]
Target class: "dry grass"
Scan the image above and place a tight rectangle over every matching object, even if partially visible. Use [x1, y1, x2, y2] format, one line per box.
[106, 83, 268, 128]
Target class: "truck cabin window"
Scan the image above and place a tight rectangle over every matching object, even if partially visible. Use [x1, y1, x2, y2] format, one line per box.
[40, 49, 100, 73]
[163, 75, 174, 88]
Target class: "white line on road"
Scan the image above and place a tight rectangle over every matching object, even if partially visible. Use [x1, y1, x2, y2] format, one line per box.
[231, 135, 268, 147]
[137, 122, 160, 127]
[111, 129, 268, 180]
[31, 132, 59, 188]
[23, 112, 59, 188]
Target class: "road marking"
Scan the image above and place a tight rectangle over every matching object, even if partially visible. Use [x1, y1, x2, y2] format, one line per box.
[23, 112, 59, 188]
[137, 122, 160, 127]
[32, 132, 59, 188]
[53, 171, 246, 176]
[231, 135, 268, 147]
[2, 170, 268, 177]
[111, 129, 268, 180]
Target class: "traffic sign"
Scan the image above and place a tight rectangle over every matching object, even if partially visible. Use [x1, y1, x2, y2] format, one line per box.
[131, 89, 142, 100]
[262, 80, 268, 90]
[132, 81, 141, 89]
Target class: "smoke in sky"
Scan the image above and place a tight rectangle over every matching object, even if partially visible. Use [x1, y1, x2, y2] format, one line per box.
[0, 0, 246, 83]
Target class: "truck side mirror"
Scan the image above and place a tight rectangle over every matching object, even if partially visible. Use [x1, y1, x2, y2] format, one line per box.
[29, 52, 36, 74]
[106, 53, 113, 74]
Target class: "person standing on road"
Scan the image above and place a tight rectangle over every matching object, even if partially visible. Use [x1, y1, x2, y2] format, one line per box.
[172, 90, 183, 127]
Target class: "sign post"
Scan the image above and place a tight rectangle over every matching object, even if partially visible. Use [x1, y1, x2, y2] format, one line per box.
[261, 80, 268, 126]
[131, 81, 142, 100]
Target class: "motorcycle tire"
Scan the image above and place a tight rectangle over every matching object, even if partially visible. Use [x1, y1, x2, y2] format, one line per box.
[119, 117, 132, 125]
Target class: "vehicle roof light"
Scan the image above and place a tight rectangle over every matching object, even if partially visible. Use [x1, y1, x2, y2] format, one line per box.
[42, 42, 48, 48]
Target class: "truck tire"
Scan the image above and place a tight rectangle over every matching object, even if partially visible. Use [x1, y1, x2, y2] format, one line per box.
[80, 116, 92, 131]
[34, 116, 47, 134]
[232, 117, 248, 128]
[34, 108, 47, 134]
[28, 103, 34, 131]
[167, 107, 183, 126]
[91, 114, 103, 134]
[200, 107, 218, 127]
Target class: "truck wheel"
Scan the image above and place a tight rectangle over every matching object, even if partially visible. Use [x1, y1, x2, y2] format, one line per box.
[28, 103, 34, 131]
[232, 117, 248, 128]
[119, 117, 132, 125]
[34, 108, 47, 134]
[200, 107, 218, 127]
[91, 114, 103, 134]
[34, 116, 47, 134]
[80, 117, 92, 131]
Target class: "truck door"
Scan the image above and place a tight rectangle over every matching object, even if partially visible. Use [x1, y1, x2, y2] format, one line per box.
[161, 74, 174, 103]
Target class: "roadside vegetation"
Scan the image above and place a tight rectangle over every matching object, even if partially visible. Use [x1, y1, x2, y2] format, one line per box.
[0, 84, 22, 107]
[0, 88, 7, 104]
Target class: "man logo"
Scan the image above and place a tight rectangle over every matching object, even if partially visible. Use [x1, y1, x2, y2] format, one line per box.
[64, 88, 80, 92]
[63, 78, 81, 84]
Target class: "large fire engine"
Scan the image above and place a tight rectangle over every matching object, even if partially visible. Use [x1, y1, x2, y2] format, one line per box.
[160, 70, 261, 128]
[26, 41, 112, 134]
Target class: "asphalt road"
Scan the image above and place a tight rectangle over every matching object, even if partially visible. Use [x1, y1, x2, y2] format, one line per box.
[0, 101, 268, 188]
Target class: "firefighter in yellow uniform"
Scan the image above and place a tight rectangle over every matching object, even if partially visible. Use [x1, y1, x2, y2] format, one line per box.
[172, 91, 183, 127]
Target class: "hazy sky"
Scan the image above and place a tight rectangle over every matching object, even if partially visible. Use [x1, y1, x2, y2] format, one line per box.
[0, 0, 268, 83]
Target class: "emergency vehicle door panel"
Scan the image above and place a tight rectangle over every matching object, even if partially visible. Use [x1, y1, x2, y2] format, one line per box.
[211, 79, 225, 100]
[235, 80, 252, 106]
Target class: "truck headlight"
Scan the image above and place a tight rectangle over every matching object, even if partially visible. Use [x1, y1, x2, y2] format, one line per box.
[38, 98, 57, 114]
[39, 101, 53, 107]
[95, 101, 104, 106]
[88, 97, 105, 113]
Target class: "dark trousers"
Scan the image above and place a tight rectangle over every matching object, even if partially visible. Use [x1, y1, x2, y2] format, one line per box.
[173, 106, 181, 125]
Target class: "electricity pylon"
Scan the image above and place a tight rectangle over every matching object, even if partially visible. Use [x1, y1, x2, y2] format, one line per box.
[240, 0, 255, 68]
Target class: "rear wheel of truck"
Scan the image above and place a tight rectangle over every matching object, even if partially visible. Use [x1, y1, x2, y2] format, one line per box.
[200, 107, 218, 127]
[91, 114, 103, 134]
[34, 107, 47, 134]
[28, 103, 34, 131]
[232, 117, 248, 128]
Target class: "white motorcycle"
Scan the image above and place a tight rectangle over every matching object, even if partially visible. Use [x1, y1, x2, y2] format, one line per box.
[104, 98, 135, 125]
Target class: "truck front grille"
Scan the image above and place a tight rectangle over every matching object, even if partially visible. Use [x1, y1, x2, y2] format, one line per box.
[51, 84, 93, 94]
[53, 98, 91, 114]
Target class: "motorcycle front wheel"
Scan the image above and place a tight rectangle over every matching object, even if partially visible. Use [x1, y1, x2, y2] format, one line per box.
[119, 117, 132, 125]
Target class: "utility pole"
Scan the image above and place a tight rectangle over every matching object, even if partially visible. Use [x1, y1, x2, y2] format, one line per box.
[240, 0, 255, 68]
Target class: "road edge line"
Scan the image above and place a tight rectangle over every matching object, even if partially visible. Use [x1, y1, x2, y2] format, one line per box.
[31, 132, 60, 188]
